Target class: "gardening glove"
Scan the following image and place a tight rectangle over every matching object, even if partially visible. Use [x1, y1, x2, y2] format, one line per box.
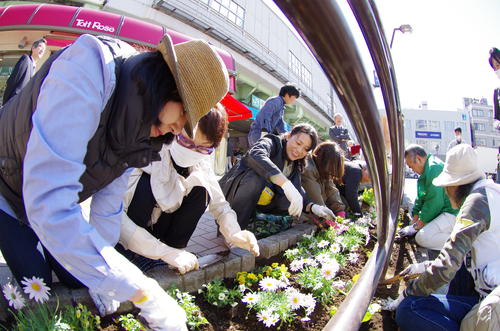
[311, 204, 335, 220]
[218, 213, 260, 256]
[400, 261, 430, 278]
[386, 292, 405, 311]
[133, 277, 188, 331]
[89, 289, 120, 317]
[161, 249, 199, 275]
[281, 180, 303, 217]
[398, 224, 418, 237]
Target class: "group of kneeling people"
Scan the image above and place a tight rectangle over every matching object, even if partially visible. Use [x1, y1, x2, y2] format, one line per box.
[0, 34, 366, 330]
[0, 33, 497, 330]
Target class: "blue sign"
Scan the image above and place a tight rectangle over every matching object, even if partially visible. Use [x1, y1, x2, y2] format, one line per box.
[415, 131, 442, 139]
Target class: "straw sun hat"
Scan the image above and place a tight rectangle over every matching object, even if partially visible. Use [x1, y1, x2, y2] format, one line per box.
[432, 144, 485, 187]
[157, 34, 229, 136]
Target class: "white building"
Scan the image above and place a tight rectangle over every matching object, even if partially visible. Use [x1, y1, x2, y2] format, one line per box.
[463, 97, 500, 148]
[402, 106, 471, 160]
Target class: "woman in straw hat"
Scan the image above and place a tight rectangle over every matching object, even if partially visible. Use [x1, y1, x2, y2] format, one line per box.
[114, 105, 259, 278]
[0, 33, 228, 330]
[387, 144, 500, 331]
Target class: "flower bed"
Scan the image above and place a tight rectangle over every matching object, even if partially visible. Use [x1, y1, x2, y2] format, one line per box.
[1, 189, 391, 330]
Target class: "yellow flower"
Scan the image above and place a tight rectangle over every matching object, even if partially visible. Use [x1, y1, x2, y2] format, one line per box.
[352, 274, 360, 283]
[248, 273, 258, 281]
[279, 264, 288, 272]
[271, 263, 279, 268]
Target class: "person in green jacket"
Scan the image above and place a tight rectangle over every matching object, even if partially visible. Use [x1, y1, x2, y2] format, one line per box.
[401, 144, 458, 250]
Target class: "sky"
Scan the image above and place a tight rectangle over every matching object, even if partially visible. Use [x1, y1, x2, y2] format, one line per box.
[266, 0, 500, 111]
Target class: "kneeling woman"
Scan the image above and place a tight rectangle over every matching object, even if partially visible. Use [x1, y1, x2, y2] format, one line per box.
[301, 141, 346, 222]
[220, 123, 330, 229]
[119, 106, 259, 275]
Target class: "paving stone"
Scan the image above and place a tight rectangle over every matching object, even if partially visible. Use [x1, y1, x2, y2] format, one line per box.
[223, 253, 242, 278]
[146, 265, 183, 291]
[283, 229, 302, 247]
[274, 234, 290, 252]
[258, 237, 280, 259]
[182, 269, 206, 293]
[204, 261, 224, 283]
[231, 247, 255, 272]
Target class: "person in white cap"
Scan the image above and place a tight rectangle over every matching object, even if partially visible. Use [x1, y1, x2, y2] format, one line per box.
[387, 144, 500, 331]
[0, 33, 229, 330]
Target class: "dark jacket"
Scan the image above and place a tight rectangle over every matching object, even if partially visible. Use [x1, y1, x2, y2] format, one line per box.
[494, 88, 499, 121]
[219, 134, 308, 227]
[339, 161, 363, 214]
[248, 96, 286, 146]
[0, 37, 163, 224]
[3, 54, 35, 104]
[329, 125, 351, 153]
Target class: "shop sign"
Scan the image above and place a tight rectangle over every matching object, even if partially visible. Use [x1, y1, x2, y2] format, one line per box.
[415, 131, 441, 139]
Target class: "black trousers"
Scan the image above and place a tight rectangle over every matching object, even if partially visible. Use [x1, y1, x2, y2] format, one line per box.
[226, 169, 290, 229]
[0, 209, 83, 288]
[126, 173, 210, 249]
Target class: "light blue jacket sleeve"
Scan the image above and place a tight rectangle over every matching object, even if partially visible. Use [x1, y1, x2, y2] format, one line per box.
[23, 35, 140, 302]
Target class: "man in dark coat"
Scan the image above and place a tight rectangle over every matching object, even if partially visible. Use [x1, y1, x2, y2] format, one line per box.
[338, 160, 371, 216]
[3, 38, 47, 104]
[329, 113, 351, 154]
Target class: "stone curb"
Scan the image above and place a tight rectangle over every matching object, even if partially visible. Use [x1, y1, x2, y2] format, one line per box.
[0, 222, 317, 321]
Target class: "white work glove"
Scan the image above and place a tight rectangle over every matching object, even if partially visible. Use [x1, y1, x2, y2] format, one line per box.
[400, 261, 429, 278]
[385, 292, 405, 311]
[398, 224, 418, 237]
[311, 204, 335, 220]
[228, 230, 260, 256]
[218, 212, 259, 256]
[281, 180, 303, 217]
[89, 289, 120, 317]
[133, 277, 188, 331]
[161, 249, 199, 274]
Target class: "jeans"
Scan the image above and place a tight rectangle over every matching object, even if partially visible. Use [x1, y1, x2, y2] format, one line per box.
[396, 294, 480, 331]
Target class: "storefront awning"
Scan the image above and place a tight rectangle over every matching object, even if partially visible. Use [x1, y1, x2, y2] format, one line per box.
[220, 94, 253, 122]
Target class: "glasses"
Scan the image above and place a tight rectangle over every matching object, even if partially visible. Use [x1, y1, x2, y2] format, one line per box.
[176, 133, 215, 155]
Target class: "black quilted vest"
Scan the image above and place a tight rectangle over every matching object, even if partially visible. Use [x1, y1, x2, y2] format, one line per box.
[0, 36, 163, 225]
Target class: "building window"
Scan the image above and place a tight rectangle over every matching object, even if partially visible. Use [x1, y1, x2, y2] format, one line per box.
[472, 108, 485, 117]
[444, 121, 455, 131]
[416, 120, 426, 130]
[473, 123, 485, 131]
[204, 0, 245, 27]
[428, 120, 440, 130]
[475, 138, 486, 146]
[288, 51, 312, 89]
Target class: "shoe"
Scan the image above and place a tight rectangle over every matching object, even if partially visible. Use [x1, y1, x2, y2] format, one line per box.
[398, 224, 418, 237]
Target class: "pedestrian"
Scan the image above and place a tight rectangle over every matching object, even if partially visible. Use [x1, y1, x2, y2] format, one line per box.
[220, 123, 326, 229]
[247, 83, 300, 146]
[389, 144, 500, 331]
[0, 33, 229, 330]
[302, 141, 347, 224]
[448, 127, 464, 151]
[488, 47, 500, 130]
[400, 144, 459, 250]
[338, 160, 371, 217]
[119, 106, 259, 275]
[329, 113, 351, 155]
[3, 38, 47, 104]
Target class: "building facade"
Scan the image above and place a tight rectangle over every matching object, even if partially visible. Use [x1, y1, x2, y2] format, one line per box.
[464, 97, 500, 148]
[402, 107, 471, 160]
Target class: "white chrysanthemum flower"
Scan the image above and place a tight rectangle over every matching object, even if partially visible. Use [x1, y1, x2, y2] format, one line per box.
[239, 284, 247, 293]
[315, 253, 330, 264]
[332, 280, 346, 289]
[290, 259, 304, 272]
[317, 240, 329, 248]
[242, 292, 260, 305]
[348, 252, 359, 264]
[21, 276, 50, 303]
[2, 283, 25, 310]
[330, 242, 342, 253]
[321, 261, 340, 280]
[287, 248, 299, 256]
[218, 293, 226, 300]
[302, 293, 316, 315]
[302, 258, 317, 267]
[351, 244, 360, 252]
[287, 290, 304, 310]
[259, 277, 279, 292]
[257, 310, 279, 328]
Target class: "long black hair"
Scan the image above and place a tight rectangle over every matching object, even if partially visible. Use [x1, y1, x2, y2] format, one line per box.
[289, 123, 318, 171]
